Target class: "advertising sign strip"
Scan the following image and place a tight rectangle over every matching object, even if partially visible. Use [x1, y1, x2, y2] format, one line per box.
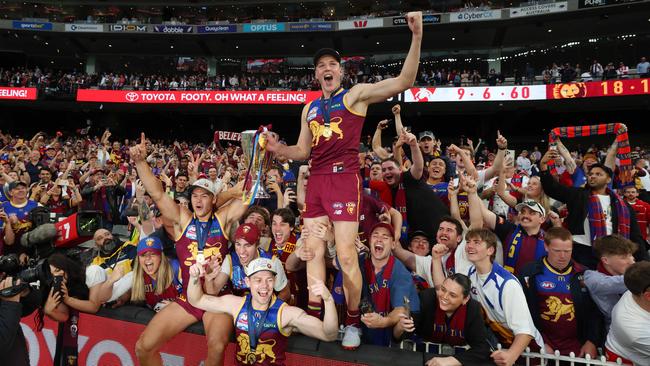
[393, 14, 441, 25]
[510, 2, 567, 17]
[12, 21, 52, 30]
[338, 18, 383, 30]
[0, 87, 38, 100]
[242, 23, 285, 33]
[196, 25, 237, 33]
[288, 22, 335, 31]
[108, 24, 148, 32]
[404, 85, 546, 102]
[546, 79, 650, 99]
[577, 0, 642, 8]
[449, 9, 502, 23]
[64, 23, 103, 32]
[153, 25, 194, 33]
[76, 90, 322, 104]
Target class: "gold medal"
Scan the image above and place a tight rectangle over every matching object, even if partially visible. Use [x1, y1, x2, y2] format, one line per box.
[322, 127, 332, 138]
[196, 252, 206, 265]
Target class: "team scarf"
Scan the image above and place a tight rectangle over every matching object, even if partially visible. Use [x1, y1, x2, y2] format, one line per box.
[587, 188, 631, 240]
[503, 225, 547, 274]
[548, 123, 632, 184]
[393, 178, 409, 242]
[430, 299, 468, 346]
[363, 255, 395, 317]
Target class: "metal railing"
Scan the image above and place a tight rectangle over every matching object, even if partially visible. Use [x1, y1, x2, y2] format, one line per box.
[397, 340, 628, 366]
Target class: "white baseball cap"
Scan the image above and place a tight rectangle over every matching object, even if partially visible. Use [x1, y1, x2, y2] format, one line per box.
[190, 178, 218, 196]
[245, 258, 276, 277]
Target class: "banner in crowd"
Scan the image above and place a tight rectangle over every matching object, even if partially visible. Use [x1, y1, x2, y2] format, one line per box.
[338, 18, 383, 30]
[449, 9, 502, 23]
[108, 24, 147, 32]
[392, 14, 441, 26]
[12, 21, 52, 31]
[76, 90, 322, 104]
[20, 314, 369, 366]
[64, 24, 104, 32]
[509, 2, 567, 17]
[404, 85, 547, 102]
[215, 130, 242, 141]
[0, 87, 38, 100]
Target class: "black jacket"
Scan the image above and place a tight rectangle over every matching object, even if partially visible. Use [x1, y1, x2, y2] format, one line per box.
[539, 169, 647, 261]
[1, 288, 41, 366]
[517, 259, 604, 348]
[416, 288, 492, 366]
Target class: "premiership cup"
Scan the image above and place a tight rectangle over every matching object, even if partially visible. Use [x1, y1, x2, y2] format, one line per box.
[241, 129, 271, 203]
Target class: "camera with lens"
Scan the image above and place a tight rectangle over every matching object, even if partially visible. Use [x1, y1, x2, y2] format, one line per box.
[0, 254, 51, 298]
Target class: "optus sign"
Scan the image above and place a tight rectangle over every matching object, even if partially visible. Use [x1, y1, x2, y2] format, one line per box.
[77, 90, 321, 104]
[242, 23, 285, 32]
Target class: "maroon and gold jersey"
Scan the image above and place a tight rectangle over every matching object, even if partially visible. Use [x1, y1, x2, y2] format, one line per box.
[306, 88, 365, 175]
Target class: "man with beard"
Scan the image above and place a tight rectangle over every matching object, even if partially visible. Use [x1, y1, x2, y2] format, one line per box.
[90, 228, 137, 303]
[264, 12, 424, 350]
[541, 151, 648, 268]
[380, 138, 449, 244]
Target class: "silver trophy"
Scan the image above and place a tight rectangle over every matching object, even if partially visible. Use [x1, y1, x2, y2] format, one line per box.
[241, 129, 271, 203]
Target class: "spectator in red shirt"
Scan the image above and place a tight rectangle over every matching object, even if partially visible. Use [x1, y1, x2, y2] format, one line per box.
[622, 185, 650, 242]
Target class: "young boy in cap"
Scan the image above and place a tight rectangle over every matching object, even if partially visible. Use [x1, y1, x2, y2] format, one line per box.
[264, 11, 424, 350]
[188, 257, 339, 366]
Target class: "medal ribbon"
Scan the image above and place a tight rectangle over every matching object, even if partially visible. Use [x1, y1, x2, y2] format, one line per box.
[320, 87, 342, 131]
[195, 215, 214, 258]
[246, 294, 272, 351]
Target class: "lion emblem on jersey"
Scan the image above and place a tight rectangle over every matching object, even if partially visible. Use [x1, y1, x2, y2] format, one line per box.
[309, 117, 344, 146]
[541, 296, 575, 322]
[184, 242, 223, 267]
[236, 333, 277, 364]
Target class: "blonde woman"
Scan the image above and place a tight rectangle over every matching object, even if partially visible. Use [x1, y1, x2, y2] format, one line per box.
[131, 236, 182, 312]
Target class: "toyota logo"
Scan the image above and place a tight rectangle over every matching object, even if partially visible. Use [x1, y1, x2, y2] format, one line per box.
[125, 92, 139, 102]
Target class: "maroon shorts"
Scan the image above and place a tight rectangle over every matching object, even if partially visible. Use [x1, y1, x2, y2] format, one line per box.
[176, 293, 204, 321]
[304, 173, 361, 222]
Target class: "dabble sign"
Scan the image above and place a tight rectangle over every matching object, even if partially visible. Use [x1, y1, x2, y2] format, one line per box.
[0, 87, 38, 100]
[76, 90, 321, 104]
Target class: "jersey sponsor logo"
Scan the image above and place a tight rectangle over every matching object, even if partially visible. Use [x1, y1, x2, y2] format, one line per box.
[334, 210, 342, 215]
[307, 106, 318, 121]
[236, 311, 249, 330]
[540, 281, 556, 289]
[186, 225, 197, 240]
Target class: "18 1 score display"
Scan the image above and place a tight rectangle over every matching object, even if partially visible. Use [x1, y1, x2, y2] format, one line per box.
[404, 85, 547, 102]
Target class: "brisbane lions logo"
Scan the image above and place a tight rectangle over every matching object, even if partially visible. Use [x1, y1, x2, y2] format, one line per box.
[552, 83, 587, 99]
[309, 117, 344, 146]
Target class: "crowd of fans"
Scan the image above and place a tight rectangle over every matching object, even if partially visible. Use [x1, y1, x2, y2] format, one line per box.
[1, 57, 647, 95]
[0, 103, 650, 365]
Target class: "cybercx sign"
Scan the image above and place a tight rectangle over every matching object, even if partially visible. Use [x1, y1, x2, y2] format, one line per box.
[109, 24, 148, 32]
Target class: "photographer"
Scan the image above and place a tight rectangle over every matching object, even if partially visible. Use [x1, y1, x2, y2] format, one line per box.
[1, 276, 41, 366]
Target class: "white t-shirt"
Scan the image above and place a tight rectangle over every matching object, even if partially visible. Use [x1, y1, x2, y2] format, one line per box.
[573, 194, 612, 246]
[605, 291, 650, 365]
[470, 265, 544, 349]
[220, 254, 288, 292]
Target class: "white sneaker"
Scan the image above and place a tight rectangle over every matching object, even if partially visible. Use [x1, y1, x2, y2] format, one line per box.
[341, 325, 361, 350]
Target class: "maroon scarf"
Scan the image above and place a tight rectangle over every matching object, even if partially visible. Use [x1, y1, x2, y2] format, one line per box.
[587, 189, 630, 240]
[548, 123, 632, 184]
[364, 256, 395, 316]
[429, 299, 468, 346]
